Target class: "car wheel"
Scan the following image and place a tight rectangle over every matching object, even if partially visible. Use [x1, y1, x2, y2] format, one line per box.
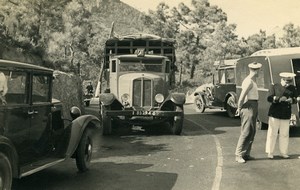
[0, 153, 12, 190]
[170, 106, 184, 135]
[76, 129, 93, 172]
[101, 105, 112, 135]
[225, 96, 237, 118]
[194, 95, 205, 113]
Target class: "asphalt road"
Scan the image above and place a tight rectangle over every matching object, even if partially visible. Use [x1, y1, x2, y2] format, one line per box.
[12, 104, 300, 190]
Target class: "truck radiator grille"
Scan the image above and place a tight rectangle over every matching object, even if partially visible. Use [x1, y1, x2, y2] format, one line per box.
[133, 78, 152, 107]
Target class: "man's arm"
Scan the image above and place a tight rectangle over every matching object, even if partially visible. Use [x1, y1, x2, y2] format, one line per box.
[236, 79, 252, 115]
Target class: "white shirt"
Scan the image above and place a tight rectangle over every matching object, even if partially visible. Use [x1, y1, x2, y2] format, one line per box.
[0, 72, 8, 95]
[242, 76, 258, 101]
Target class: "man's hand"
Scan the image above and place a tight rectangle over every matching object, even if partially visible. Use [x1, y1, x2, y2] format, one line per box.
[279, 96, 287, 102]
[235, 108, 241, 116]
[286, 98, 293, 104]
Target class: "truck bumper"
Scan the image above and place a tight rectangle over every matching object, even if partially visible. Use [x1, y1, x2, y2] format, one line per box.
[105, 110, 183, 117]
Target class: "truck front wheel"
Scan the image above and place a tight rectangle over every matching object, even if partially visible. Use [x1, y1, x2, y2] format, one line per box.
[170, 106, 184, 135]
[101, 105, 112, 135]
[0, 153, 12, 190]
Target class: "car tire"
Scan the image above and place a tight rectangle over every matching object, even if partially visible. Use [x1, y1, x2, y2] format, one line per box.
[170, 106, 184, 135]
[76, 129, 93, 172]
[0, 153, 12, 190]
[101, 105, 112, 135]
[194, 95, 205, 113]
[225, 96, 237, 118]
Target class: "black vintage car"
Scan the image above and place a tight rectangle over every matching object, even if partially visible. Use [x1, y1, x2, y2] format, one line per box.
[0, 60, 101, 189]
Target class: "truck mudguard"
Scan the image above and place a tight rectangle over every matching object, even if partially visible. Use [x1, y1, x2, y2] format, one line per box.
[99, 93, 116, 106]
[170, 93, 186, 105]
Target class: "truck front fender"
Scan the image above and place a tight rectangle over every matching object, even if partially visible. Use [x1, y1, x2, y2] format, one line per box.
[99, 93, 116, 106]
[170, 93, 186, 105]
[65, 115, 101, 158]
[0, 136, 19, 178]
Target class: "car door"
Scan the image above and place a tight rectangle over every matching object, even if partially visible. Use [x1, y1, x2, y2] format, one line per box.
[28, 73, 53, 160]
[0, 69, 32, 165]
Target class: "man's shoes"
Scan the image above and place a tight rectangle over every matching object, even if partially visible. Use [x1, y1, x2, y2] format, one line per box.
[236, 156, 246, 163]
[244, 155, 255, 160]
[281, 154, 290, 159]
[267, 153, 274, 159]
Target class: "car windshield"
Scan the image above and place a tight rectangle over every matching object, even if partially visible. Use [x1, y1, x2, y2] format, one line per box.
[119, 59, 163, 72]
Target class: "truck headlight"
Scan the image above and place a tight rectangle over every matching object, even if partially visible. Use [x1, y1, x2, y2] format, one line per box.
[155, 93, 164, 103]
[121, 93, 130, 106]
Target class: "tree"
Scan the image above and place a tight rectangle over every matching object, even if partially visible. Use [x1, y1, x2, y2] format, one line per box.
[278, 23, 300, 47]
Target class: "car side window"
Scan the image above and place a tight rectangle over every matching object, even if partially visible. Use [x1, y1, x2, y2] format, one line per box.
[0, 70, 27, 105]
[32, 74, 51, 103]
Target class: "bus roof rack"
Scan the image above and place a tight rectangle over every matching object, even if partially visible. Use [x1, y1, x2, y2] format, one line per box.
[251, 47, 300, 56]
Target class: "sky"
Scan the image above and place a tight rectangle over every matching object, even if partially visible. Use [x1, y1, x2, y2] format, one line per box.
[120, 0, 300, 38]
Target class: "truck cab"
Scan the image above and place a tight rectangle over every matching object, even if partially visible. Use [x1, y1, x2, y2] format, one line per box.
[98, 34, 185, 135]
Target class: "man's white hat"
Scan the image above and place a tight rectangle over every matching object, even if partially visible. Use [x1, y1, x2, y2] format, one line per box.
[248, 62, 262, 69]
[279, 72, 296, 78]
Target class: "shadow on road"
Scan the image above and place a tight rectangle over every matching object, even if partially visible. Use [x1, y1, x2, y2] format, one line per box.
[183, 109, 241, 136]
[12, 161, 177, 190]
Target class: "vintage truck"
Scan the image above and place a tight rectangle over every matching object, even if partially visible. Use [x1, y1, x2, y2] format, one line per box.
[193, 59, 238, 117]
[96, 34, 185, 135]
[0, 60, 101, 189]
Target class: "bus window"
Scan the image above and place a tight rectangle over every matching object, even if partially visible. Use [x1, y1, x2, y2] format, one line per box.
[165, 61, 170, 73]
[256, 68, 265, 88]
[111, 60, 116, 73]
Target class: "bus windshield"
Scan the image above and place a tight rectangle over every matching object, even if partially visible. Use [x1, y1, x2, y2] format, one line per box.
[119, 59, 163, 72]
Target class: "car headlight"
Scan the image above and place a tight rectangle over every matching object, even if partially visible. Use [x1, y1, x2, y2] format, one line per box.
[121, 93, 130, 106]
[155, 93, 164, 103]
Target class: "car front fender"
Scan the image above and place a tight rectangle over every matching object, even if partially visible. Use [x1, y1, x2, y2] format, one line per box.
[64, 115, 101, 158]
[194, 91, 205, 96]
[0, 136, 19, 178]
[225, 91, 237, 103]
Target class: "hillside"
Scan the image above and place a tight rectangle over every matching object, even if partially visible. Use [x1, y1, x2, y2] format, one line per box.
[0, 0, 148, 65]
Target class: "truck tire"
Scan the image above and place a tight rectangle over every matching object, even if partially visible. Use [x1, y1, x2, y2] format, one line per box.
[170, 106, 184, 135]
[0, 153, 12, 190]
[76, 128, 93, 172]
[101, 105, 112, 135]
[194, 95, 205, 113]
[225, 96, 237, 118]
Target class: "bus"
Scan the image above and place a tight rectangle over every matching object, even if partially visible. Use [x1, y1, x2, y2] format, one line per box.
[235, 47, 300, 129]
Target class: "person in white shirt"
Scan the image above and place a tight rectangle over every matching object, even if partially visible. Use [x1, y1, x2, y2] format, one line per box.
[235, 62, 262, 163]
[0, 71, 7, 105]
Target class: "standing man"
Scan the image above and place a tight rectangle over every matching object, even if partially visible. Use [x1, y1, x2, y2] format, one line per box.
[235, 62, 262, 163]
[265, 72, 298, 159]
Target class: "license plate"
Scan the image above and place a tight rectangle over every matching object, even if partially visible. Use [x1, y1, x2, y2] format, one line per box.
[132, 110, 155, 116]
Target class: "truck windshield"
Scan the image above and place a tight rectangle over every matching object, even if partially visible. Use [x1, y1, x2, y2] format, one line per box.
[119, 59, 163, 72]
